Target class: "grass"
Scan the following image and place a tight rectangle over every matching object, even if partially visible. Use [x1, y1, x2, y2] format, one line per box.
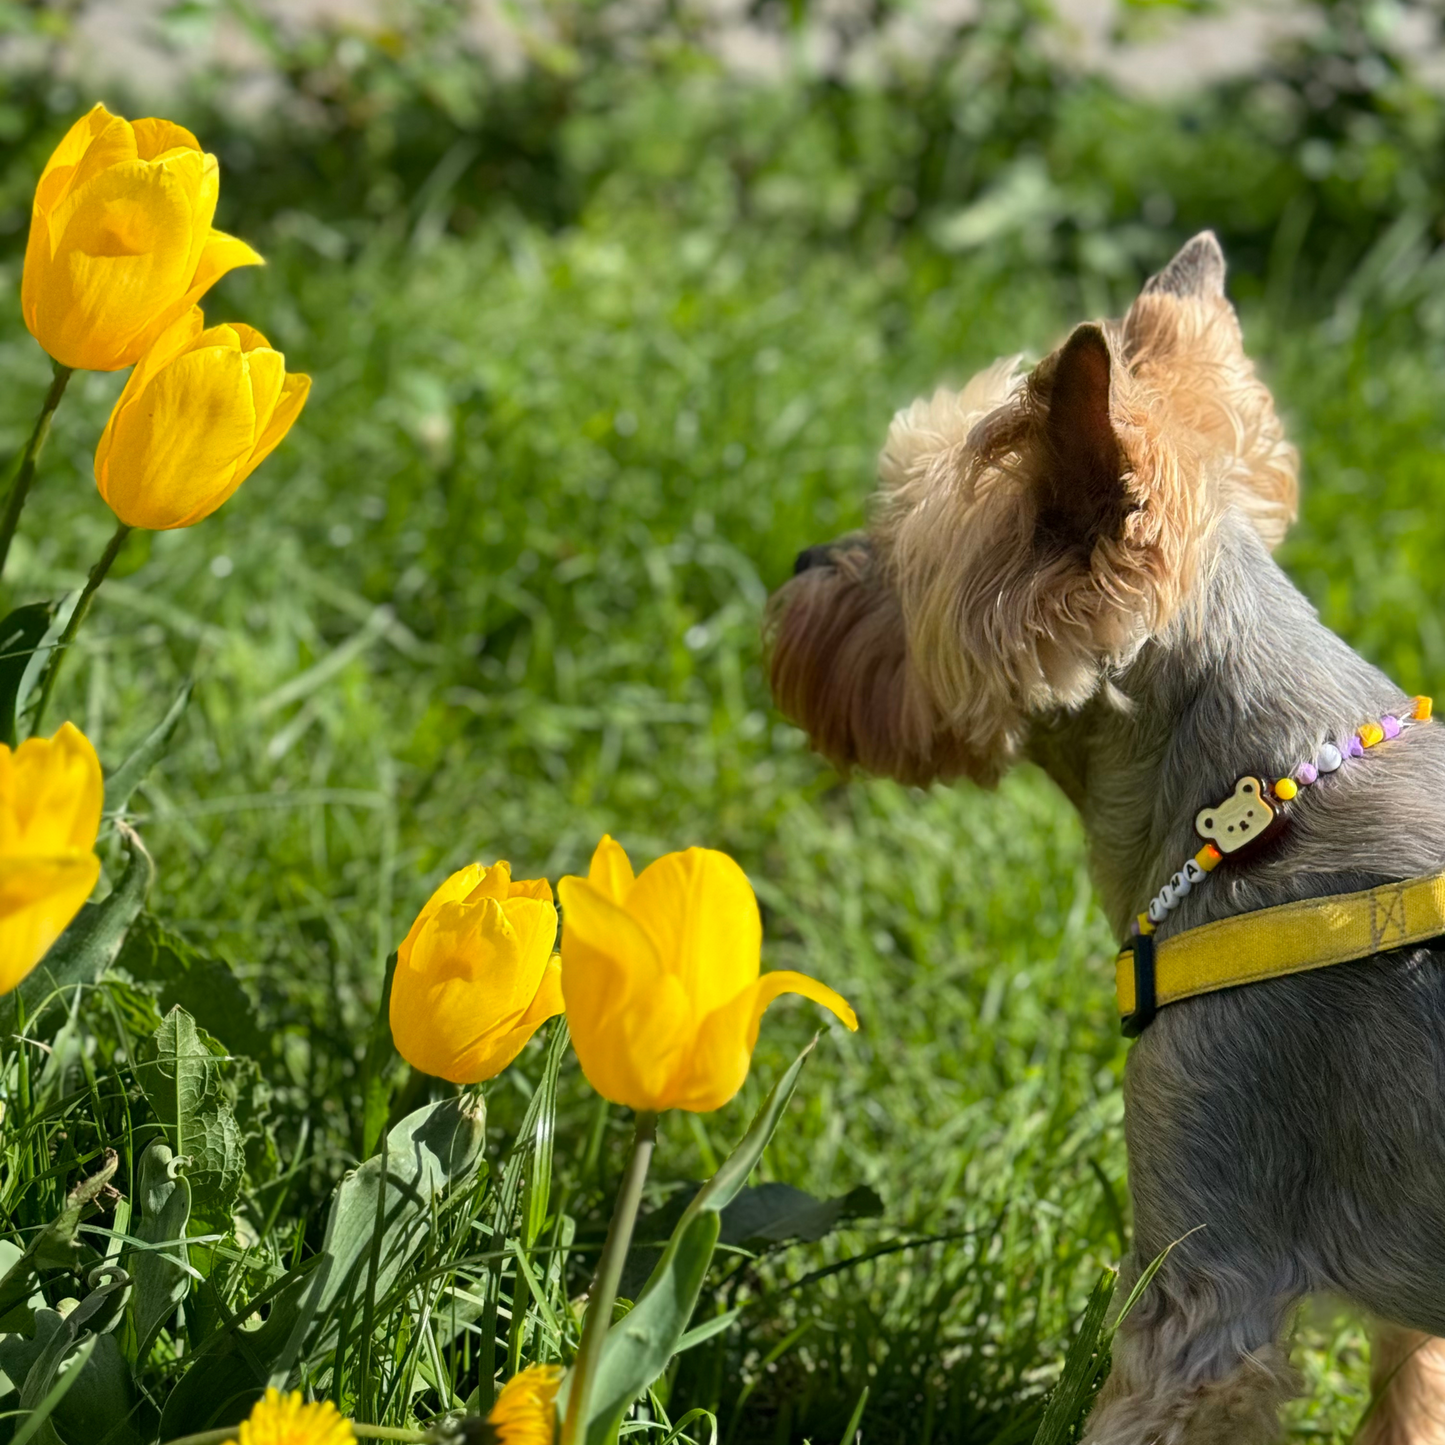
[4, 13, 1445, 1438]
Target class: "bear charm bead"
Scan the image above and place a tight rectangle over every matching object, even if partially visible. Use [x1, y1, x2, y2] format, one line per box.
[1195, 776, 1281, 857]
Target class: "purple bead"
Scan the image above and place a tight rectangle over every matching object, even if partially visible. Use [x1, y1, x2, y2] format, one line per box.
[1382, 715, 1401, 739]
[1295, 762, 1318, 785]
[1347, 735, 1365, 758]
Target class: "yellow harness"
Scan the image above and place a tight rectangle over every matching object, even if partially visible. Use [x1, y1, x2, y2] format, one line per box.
[1116, 867, 1445, 1033]
[1114, 696, 1438, 1035]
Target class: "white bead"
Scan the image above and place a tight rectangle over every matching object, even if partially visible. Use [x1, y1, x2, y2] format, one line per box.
[1184, 859, 1206, 885]
[1148, 897, 1169, 924]
[1171, 869, 1192, 898]
[1317, 743, 1343, 773]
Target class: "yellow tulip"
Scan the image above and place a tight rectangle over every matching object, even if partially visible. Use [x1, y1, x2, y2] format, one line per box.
[486, 1364, 562, 1445]
[557, 837, 857, 1114]
[23, 103, 262, 372]
[0, 723, 103, 995]
[94, 307, 310, 530]
[389, 862, 564, 1084]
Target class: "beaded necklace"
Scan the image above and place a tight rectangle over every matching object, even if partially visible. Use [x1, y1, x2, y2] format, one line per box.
[1132, 695, 1435, 940]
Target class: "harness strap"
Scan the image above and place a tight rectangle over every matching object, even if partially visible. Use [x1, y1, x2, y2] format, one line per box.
[1115, 865, 1445, 1032]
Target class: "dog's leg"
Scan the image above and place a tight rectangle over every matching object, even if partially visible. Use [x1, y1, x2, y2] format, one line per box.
[1357, 1326, 1445, 1445]
[1082, 1265, 1300, 1445]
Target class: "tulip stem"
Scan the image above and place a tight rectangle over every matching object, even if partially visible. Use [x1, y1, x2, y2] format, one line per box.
[30, 521, 131, 735]
[0, 361, 73, 582]
[561, 1109, 658, 1445]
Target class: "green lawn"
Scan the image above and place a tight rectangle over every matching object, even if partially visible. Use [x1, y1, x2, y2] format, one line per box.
[3, 9, 1445, 1439]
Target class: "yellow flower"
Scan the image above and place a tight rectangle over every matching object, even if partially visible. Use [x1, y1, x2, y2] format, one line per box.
[557, 837, 857, 1113]
[390, 861, 565, 1084]
[224, 1388, 354, 1445]
[22, 103, 262, 372]
[0, 723, 103, 995]
[94, 307, 310, 530]
[485, 1364, 562, 1444]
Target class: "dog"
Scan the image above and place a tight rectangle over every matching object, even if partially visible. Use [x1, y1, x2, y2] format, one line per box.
[767, 233, 1445, 1444]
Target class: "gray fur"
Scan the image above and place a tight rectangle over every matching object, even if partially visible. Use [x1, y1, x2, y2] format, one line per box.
[1026, 510, 1445, 1442]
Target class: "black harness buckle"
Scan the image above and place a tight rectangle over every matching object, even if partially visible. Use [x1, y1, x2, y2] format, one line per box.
[1120, 932, 1157, 1038]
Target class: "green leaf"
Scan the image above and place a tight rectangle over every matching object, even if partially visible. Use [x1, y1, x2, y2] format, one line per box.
[269, 1094, 487, 1386]
[13, 833, 152, 1032]
[13, 590, 79, 744]
[113, 914, 266, 1062]
[0, 602, 56, 748]
[12, 1333, 95, 1445]
[622, 1179, 883, 1298]
[1029, 1269, 1117, 1445]
[154, 1269, 313, 1437]
[580, 1037, 817, 1445]
[357, 952, 399, 1160]
[103, 682, 191, 816]
[16, 1269, 133, 1445]
[0, 1153, 119, 1322]
[125, 1142, 193, 1366]
[133, 1007, 244, 1219]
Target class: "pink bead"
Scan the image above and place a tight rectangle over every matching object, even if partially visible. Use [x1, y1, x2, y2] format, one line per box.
[1295, 762, 1318, 785]
[1347, 735, 1365, 758]
[1382, 715, 1401, 739]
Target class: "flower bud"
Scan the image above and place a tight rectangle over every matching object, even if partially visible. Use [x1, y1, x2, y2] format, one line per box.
[390, 862, 564, 1084]
[94, 307, 309, 530]
[23, 104, 262, 372]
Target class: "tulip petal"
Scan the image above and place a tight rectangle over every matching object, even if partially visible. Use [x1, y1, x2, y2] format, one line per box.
[27, 160, 204, 371]
[0, 853, 102, 995]
[0, 723, 104, 859]
[668, 970, 858, 1113]
[586, 834, 636, 904]
[33, 105, 116, 218]
[96, 343, 256, 529]
[558, 874, 693, 1110]
[131, 118, 202, 161]
[397, 863, 490, 963]
[235, 372, 310, 489]
[508, 876, 555, 903]
[518, 955, 565, 1028]
[463, 860, 514, 905]
[625, 848, 761, 1019]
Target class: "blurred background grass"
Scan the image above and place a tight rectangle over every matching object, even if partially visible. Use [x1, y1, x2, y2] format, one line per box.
[5, 0, 1445, 1437]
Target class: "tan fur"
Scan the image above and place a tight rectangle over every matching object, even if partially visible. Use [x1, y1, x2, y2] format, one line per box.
[767, 234, 1298, 788]
[1359, 1326, 1445, 1445]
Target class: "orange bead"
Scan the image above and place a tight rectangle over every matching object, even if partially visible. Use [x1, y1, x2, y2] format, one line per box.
[1414, 696, 1433, 721]
[1194, 843, 1223, 872]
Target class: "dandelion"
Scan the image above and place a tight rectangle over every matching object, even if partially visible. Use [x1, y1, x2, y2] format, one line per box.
[0, 723, 103, 994]
[94, 306, 310, 531]
[224, 1389, 354, 1445]
[390, 861, 564, 1083]
[482, 1364, 563, 1444]
[557, 836, 857, 1114]
[23, 103, 262, 373]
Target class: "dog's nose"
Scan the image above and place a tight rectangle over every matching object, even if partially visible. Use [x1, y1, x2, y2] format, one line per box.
[793, 544, 835, 576]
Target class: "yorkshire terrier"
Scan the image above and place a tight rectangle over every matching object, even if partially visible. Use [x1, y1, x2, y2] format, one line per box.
[768, 234, 1445, 1444]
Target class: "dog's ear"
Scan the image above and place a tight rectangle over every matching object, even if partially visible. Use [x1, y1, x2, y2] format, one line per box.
[1124, 230, 1298, 551]
[1035, 323, 1131, 553]
[1142, 231, 1226, 300]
